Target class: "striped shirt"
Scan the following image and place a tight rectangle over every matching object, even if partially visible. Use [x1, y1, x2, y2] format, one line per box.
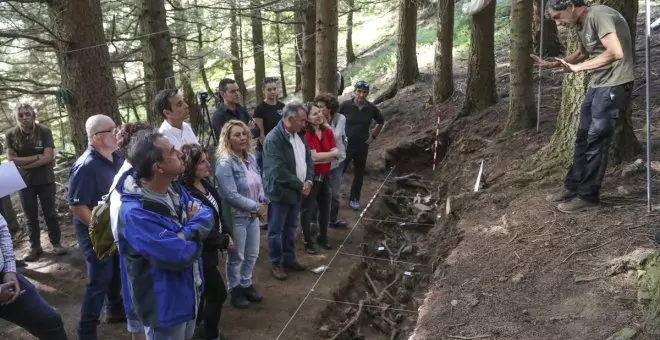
[204, 191, 219, 215]
[0, 214, 16, 273]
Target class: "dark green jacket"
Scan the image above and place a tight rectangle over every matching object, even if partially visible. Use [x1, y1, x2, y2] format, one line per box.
[262, 122, 313, 205]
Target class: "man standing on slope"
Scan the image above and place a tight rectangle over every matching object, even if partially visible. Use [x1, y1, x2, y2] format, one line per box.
[339, 81, 384, 210]
[532, 0, 634, 213]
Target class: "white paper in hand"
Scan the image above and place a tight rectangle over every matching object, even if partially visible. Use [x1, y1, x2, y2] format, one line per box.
[0, 162, 27, 198]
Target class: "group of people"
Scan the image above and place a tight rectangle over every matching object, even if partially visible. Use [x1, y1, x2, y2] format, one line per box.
[0, 77, 384, 340]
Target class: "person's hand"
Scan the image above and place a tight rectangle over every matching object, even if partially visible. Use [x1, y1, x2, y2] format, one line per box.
[257, 203, 267, 217]
[530, 54, 561, 69]
[555, 57, 580, 73]
[187, 201, 201, 220]
[2, 272, 20, 305]
[0, 282, 14, 303]
[227, 236, 234, 251]
[303, 181, 312, 196]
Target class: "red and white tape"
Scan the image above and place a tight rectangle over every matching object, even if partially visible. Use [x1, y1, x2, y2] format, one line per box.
[433, 111, 441, 171]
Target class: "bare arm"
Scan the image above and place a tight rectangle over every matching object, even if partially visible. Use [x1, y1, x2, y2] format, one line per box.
[570, 33, 623, 72]
[371, 124, 383, 139]
[70, 205, 92, 226]
[530, 47, 588, 69]
[20, 147, 54, 169]
[253, 117, 265, 142]
[6, 148, 38, 166]
[310, 147, 339, 163]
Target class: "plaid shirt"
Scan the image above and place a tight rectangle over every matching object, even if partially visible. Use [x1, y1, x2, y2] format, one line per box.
[0, 214, 16, 273]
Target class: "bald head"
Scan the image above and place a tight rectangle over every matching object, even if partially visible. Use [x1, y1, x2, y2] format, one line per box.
[86, 115, 115, 141]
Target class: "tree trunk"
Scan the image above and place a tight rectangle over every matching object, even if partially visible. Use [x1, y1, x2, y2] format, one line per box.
[533, 0, 562, 57]
[139, 0, 175, 123]
[345, 0, 357, 64]
[47, 0, 120, 153]
[251, 0, 266, 103]
[172, 0, 201, 134]
[395, 0, 419, 88]
[276, 13, 288, 98]
[295, 19, 303, 93]
[432, 0, 455, 104]
[462, 0, 497, 116]
[316, 0, 339, 95]
[302, 0, 317, 102]
[599, 0, 640, 164]
[540, 30, 591, 170]
[230, 2, 248, 101]
[374, 0, 419, 104]
[504, 0, 536, 134]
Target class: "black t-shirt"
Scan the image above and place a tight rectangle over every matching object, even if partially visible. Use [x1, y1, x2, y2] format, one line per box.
[253, 101, 285, 137]
[339, 99, 385, 144]
[5, 124, 56, 186]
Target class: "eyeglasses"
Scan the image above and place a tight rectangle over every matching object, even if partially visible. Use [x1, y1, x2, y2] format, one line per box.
[17, 111, 33, 119]
[94, 127, 118, 136]
[355, 81, 370, 90]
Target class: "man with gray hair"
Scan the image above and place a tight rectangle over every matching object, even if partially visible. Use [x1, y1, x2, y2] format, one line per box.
[68, 114, 125, 339]
[262, 102, 314, 280]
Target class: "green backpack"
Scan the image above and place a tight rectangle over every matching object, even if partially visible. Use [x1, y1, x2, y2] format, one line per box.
[88, 191, 117, 259]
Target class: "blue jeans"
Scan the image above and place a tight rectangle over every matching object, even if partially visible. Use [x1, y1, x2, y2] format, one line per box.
[267, 201, 301, 266]
[226, 216, 260, 289]
[330, 162, 345, 223]
[0, 273, 68, 340]
[144, 319, 196, 340]
[74, 223, 123, 339]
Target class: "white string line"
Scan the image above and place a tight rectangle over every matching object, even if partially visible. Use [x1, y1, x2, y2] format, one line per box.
[379, 194, 441, 200]
[338, 251, 432, 269]
[274, 165, 397, 340]
[362, 217, 436, 227]
[312, 297, 420, 314]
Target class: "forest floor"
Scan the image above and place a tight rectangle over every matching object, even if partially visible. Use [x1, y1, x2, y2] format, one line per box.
[4, 7, 660, 340]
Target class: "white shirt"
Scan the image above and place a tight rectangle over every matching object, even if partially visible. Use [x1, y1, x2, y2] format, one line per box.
[289, 132, 307, 183]
[159, 120, 198, 149]
[331, 114, 347, 169]
[110, 161, 133, 241]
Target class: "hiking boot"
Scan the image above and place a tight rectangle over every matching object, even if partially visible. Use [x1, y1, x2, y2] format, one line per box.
[546, 189, 577, 203]
[229, 287, 250, 309]
[243, 285, 263, 303]
[271, 266, 287, 280]
[283, 261, 307, 272]
[349, 199, 360, 211]
[557, 197, 599, 214]
[52, 244, 68, 256]
[23, 248, 43, 262]
[330, 220, 348, 229]
[304, 244, 317, 255]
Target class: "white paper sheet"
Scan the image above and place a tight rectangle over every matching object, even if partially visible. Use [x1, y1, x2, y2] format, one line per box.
[0, 162, 27, 198]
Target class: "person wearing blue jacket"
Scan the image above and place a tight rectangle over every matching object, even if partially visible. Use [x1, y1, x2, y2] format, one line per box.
[116, 130, 214, 340]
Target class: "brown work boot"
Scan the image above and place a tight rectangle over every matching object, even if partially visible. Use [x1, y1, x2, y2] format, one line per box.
[271, 266, 287, 280]
[52, 244, 68, 255]
[283, 261, 307, 272]
[23, 247, 43, 262]
[557, 197, 599, 214]
[546, 189, 577, 203]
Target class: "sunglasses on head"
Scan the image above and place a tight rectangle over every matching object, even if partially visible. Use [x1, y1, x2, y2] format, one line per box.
[355, 81, 370, 90]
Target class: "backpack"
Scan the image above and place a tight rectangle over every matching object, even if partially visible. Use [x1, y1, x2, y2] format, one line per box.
[88, 191, 117, 259]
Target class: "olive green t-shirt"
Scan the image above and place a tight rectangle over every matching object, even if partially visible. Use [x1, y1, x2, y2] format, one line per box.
[578, 5, 634, 88]
[5, 124, 56, 186]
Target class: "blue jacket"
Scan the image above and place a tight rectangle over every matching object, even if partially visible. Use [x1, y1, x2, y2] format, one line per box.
[262, 122, 313, 205]
[116, 169, 214, 328]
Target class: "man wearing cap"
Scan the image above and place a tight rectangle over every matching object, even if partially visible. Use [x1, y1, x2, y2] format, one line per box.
[338, 81, 384, 210]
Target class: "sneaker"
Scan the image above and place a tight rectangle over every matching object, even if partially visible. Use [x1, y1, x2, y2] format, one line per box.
[349, 199, 360, 210]
[229, 287, 250, 309]
[546, 189, 577, 203]
[23, 247, 43, 262]
[243, 285, 263, 303]
[283, 261, 307, 272]
[330, 220, 348, 229]
[52, 244, 68, 255]
[15, 260, 27, 268]
[557, 197, 599, 214]
[304, 244, 317, 255]
[271, 266, 288, 280]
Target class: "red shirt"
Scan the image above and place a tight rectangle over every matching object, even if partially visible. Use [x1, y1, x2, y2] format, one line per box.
[304, 128, 336, 174]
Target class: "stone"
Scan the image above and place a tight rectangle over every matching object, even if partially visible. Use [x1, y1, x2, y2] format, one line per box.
[497, 276, 508, 282]
[511, 273, 524, 284]
[522, 309, 529, 315]
[605, 327, 636, 340]
[319, 325, 330, 337]
[621, 159, 644, 177]
[617, 186, 631, 195]
[450, 299, 458, 307]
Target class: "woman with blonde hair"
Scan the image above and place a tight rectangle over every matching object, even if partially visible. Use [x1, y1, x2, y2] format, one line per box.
[215, 120, 268, 309]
